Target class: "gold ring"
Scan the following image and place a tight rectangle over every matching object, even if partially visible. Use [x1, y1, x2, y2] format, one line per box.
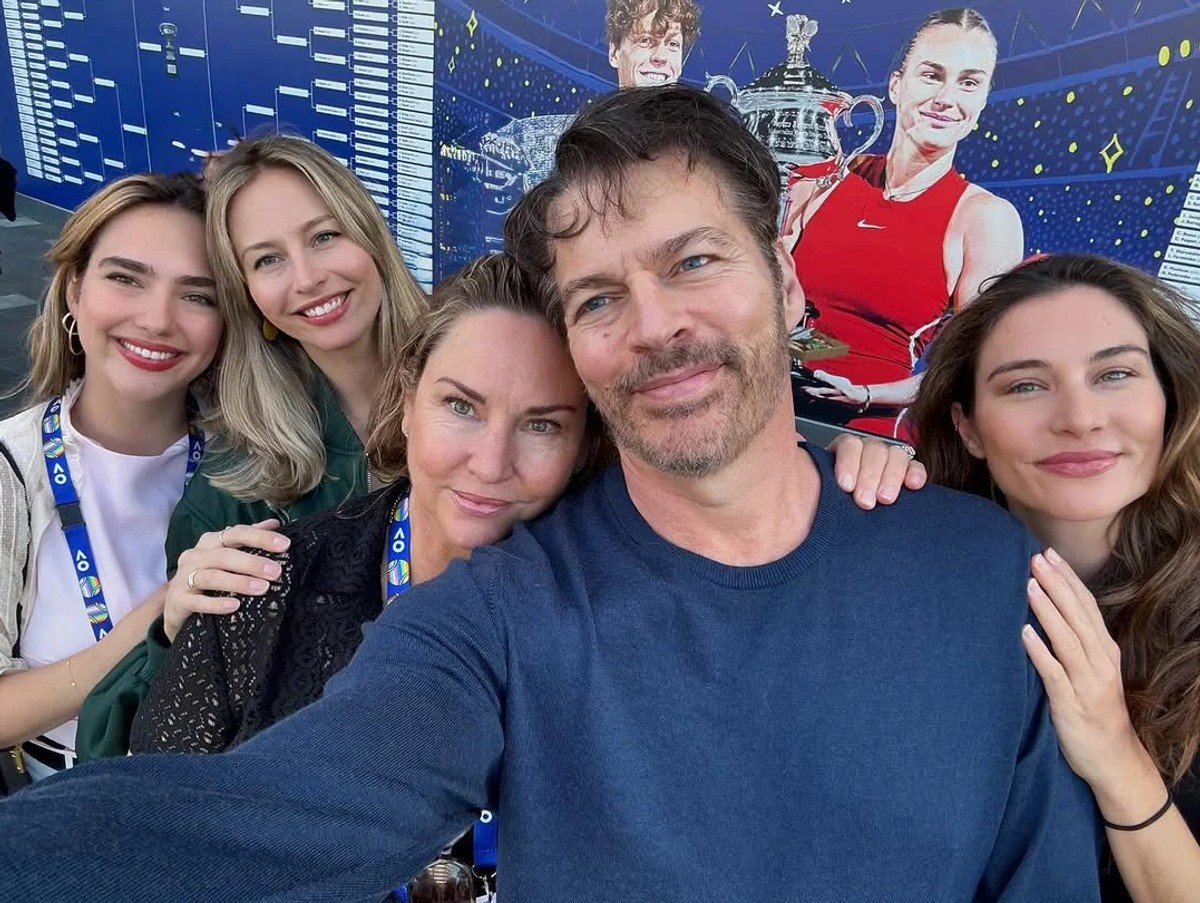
[219, 527, 231, 547]
[186, 569, 202, 591]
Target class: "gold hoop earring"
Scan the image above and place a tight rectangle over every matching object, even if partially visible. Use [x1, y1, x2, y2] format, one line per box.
[60, 312, 83, 356]
[262, 319, 279, 342]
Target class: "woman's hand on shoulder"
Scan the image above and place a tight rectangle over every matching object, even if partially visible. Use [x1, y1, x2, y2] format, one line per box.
[1022, 549, 1150, 793]
[828, 433, 926, 510]
[164, 520, 290, 642]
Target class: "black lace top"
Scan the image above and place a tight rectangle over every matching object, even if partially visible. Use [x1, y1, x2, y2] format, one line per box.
[129, 483, 404, 754]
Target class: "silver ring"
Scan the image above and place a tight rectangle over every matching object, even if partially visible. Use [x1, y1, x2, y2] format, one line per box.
[186, 569, 202, 591]
[219, 526, 231, 547]
[900, 444, 916, 460]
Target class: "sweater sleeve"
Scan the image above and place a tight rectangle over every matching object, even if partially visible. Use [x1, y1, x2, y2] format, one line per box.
[0, 557, 507, 902]
[978, 553, 1102, 900]
[74, 618, 173, 761]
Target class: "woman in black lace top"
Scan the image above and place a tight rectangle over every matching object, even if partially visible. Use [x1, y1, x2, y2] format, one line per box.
[131, 253, 608, 754]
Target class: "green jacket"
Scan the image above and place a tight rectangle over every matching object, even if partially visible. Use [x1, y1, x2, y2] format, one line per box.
[75, 378, 369, 762]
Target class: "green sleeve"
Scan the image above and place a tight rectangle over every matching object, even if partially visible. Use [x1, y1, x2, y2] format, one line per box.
[74, 616, 172, 761]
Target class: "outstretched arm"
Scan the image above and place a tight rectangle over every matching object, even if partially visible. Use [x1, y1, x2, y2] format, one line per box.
[0, 561, 507, 902]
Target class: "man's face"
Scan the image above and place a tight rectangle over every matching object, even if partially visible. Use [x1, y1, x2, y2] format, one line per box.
[549, 154, 803, 478]
[609, 12, 684, 88]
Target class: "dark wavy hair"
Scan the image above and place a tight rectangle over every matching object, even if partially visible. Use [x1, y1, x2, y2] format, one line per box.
[605, 0, 700, 51]
[909, 253, 1200, 785]
[504, 85, 782, 321]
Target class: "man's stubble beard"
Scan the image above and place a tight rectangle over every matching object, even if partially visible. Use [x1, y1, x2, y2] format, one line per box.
[590, 294, 791, 479]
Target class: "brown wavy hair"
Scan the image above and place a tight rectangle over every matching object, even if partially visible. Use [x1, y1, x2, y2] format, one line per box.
[367, 253, 612, 485]
[909, 253, 1200, 785]
[605, 0, 700, 51]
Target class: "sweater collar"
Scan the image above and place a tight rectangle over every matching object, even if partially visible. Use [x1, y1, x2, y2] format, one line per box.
[600, 443, 845, 589]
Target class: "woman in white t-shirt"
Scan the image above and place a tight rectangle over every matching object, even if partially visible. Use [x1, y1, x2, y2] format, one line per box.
[0, 172, 223, 780]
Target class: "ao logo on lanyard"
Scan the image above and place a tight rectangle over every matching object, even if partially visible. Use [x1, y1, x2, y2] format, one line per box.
[41, 397, 204, 642]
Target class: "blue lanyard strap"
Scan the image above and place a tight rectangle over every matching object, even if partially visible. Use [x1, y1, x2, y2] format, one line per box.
[382, 494, 499, 872]
[385, 493, 411, 605]
[41, 397, 204, 642]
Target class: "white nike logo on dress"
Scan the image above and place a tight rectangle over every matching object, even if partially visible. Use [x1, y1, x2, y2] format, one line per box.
[856, 219, 886, 229]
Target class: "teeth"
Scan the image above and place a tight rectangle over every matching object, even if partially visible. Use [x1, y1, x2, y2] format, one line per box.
[642, 72, 668, 83]
[119, 340, 177, 361]
[303, 294, 347, 318]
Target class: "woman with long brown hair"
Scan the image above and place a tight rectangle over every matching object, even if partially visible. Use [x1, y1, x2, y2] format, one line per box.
[904, 253, 1200, 900]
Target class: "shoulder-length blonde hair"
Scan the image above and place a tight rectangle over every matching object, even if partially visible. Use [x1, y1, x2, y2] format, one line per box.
[19, 172, 208, 403]
[202, 136, 427, 506]
[909, 253, 1200, 786]
[367, 253, 611, 485]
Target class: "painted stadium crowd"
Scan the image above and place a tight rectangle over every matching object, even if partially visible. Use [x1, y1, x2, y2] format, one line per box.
[0, 14, 1198, 903]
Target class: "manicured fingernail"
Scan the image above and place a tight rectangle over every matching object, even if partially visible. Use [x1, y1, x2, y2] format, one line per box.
[1033, 553, 1047, 568]
[1022, 624, 1035, 639]
[1027, 577, 1039, 594]
[249, 579, 269, 593]
[838, 474, 854, 491]
[1045, 547, 1062, 564]
[223, 599, 240, 613]
[878, 487, 895, 502]
[263, 562, 281, 579]
[273, 536, 290, 550]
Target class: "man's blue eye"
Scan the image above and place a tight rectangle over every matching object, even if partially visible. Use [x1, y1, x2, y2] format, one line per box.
[580, 296, 610, 315]
[680, 255, 709, 272]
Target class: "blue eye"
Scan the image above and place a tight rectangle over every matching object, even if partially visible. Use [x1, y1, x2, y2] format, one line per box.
[1099, 369, 1133, 383]
[679, 255, 710, 272]
[252, 254, 280, 271]
[1005, 381, 1041, 395]
[579, 296, 610, 316]
[528, 419, 560, 434]
[314, 230, 339, 245]
[448, 397, 474, 417]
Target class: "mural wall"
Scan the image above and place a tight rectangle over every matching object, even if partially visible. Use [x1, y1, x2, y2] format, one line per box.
[3, 0, 1199, 437]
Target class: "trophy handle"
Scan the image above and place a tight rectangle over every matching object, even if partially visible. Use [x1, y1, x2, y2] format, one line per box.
[705, 75, 739, 101]
[838, 94, 885, 181]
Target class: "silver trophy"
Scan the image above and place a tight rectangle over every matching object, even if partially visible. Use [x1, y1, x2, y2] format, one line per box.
[706, 14, 884, 190]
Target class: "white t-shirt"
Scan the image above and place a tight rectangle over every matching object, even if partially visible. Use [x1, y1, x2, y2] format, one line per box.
[21, 426, 190, 751]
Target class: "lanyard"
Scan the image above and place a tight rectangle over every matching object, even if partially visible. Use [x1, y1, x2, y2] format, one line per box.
[384, 493, 412, 605]
[383, 492, 499, 872]
[40, 397, 204, 642]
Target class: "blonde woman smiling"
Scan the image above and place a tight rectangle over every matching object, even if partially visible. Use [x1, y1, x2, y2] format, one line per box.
[77, 137, 427, 759]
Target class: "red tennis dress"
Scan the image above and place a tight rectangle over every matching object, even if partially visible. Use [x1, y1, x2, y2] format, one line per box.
[792, 155, 969, 437]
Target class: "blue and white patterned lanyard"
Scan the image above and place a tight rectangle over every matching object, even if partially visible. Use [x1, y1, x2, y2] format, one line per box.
[40, 397, 204, 641]
[385, 493, 412, 605]
[382, 491, 498, 873]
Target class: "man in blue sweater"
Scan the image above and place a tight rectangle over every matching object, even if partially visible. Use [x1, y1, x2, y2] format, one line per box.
[0, 86, 1098, 900]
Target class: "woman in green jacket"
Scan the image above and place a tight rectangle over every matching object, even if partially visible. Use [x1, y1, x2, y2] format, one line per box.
[76, 136, 427, 759]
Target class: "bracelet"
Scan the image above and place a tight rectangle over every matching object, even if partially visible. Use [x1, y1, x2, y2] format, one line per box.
[1103, 792, 1173, 831]
[65, 657, 78, 690]
[857, 385, 872, 414]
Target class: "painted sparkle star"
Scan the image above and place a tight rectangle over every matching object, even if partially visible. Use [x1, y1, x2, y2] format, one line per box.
[448, 56, 456, 73]
[1100, 133, 1124, 174]
[768, 2, 783, 15]
[466, 10, 479, 37]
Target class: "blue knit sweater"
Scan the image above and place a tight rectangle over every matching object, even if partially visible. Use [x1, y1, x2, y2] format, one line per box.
[0, 448, 1099, 901]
